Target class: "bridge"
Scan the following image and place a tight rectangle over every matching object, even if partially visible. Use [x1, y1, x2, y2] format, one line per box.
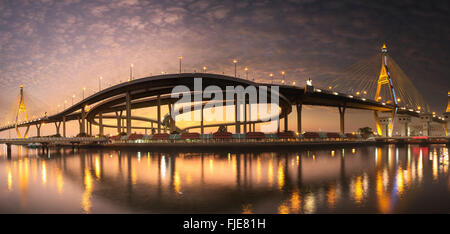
[0, 44, 449, 144]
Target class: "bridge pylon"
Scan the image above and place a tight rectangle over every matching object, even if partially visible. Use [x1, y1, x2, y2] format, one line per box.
[374, 43, 398, 137]
[15, 84, 30, 138]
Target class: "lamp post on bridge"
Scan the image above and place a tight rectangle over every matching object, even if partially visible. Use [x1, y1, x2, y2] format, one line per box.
[178, 56, 183, 73]
[245, 67, 248, 80]
[82, 87, 86, 99]
[281, 71, 285, 84]
[99, 76, 102, 91]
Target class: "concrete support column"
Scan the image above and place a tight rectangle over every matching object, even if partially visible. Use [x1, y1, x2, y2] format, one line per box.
[277, 118, 280, 133]
[89, 122, 92, 136]
[397, 115, 411, 137]
[126, 91, 131, 135]
[78, 117, 82, 135]
[297, 103, 302, 134]
[157, 95, 161, 134]
[243, 100, 247, 134]
[338, 105, 346, 135]
[444, 112, 449, 136]
[116, 111, 122, 134]
[36, 123, 42, 137]
[6, 143, 11, 160]
[248, 103, 252, 132]
[374, 111, 382, 136]
[419, 114, 432, 136]
[200, 104, 204, 134]
[62, 116, 66, 137]
[235, 97, 240, 134]
[99, 112, 104, 136]
[168, 103, 176, 133]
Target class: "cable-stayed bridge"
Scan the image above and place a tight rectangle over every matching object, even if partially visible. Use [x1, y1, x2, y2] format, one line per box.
[0, 44, 449, 142]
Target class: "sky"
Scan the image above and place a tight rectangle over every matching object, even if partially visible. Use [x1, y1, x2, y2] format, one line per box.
[0, 0, 449, 136]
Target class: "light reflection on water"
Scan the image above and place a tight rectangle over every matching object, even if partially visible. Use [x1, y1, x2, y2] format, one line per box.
[0, 145, 449, 213]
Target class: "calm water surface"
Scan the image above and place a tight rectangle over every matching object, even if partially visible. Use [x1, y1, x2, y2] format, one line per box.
[0, 145, 449, 213]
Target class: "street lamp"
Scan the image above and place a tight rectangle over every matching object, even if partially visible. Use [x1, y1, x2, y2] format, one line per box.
[269, 73, 273, 84]
[178, 56, 183, 73]
[203, 66, 207, 73]
[244, 67, 248, 80]
[83, 87, 86, 99]
[281, 71, 285, 84]
[99, 76, 102, 91]
[233, 59, 238, 77]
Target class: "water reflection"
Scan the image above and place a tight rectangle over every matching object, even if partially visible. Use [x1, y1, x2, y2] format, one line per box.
[0, 144, 449, 213]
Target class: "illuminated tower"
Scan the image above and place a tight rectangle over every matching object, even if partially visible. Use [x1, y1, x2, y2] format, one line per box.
[374, 44, 397, 136]
[15, 84, 30, 138]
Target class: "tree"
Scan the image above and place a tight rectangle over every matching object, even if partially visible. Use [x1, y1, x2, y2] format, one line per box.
[358, 127, 373, 137]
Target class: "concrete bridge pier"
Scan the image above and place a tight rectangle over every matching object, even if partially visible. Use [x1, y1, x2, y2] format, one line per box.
[54, 121, 61, 136]
[126, 91, 131, 135]
[77, 117, 82, 135]
[200, 103, 204, 134]
[6, 143, 11, 160]
[36, 123, 42, 137]
[297, 103, 302, 134]
[243, 100, 247, 134]
[338, 105, 346, 134]
[62, 116, 66, 137]
[235, 97, 240, 134]
[98, 112, 104, 136]
[419, 113, 432, 136]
